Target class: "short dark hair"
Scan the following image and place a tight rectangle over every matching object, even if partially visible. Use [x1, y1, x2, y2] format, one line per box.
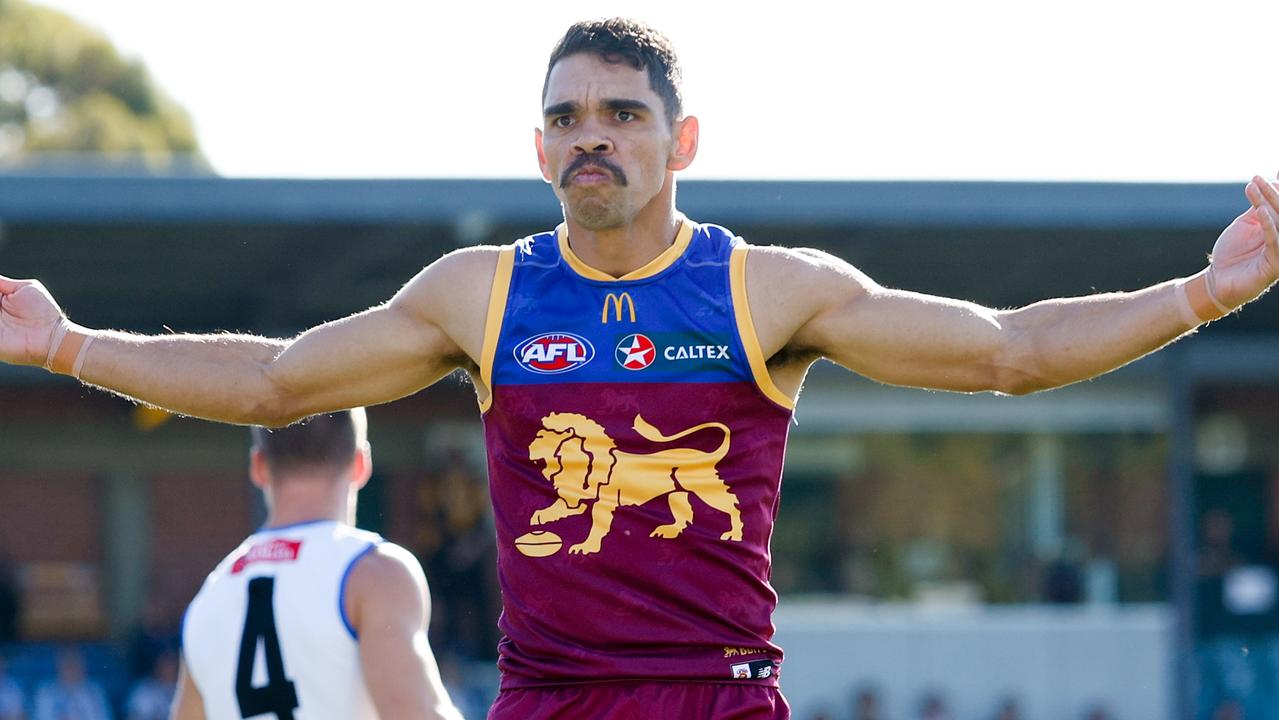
[250, 409, 367, 475]
[544, 18, 684, 123]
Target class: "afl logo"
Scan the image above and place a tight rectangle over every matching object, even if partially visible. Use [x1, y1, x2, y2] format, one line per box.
[616, 333, 656, 370]
[515, 333, 595, 374]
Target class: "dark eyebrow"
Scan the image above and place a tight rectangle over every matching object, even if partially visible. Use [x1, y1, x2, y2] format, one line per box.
[542, 98, 654, 118]
[601, 98, 652, 114]
[543, 101, 579, 118]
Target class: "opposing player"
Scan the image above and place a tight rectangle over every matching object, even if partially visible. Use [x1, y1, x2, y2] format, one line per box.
[1, 18, 1277, 720]
[171, 409, 461, 720]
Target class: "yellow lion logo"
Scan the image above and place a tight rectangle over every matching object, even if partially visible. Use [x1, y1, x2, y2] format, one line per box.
[526, 412, 742, 555]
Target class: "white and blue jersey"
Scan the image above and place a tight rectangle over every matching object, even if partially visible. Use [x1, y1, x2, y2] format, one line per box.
[183, 520, 381, 720]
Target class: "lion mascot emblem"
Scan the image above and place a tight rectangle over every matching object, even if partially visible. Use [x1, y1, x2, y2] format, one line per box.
[526, 412, 742, 555]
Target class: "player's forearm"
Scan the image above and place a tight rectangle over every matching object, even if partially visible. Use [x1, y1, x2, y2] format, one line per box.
[996, 274, 1203, 394]
[74, 326, 291, 425]
[360, 627, 463, 720]
[58, 302, 458, 426]
[419, 644, 465, 720]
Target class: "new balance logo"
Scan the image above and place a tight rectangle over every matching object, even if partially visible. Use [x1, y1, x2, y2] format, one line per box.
[729, 659, 778, 680]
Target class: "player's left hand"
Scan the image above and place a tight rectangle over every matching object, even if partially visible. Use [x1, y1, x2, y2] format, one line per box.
[1207, 174, 1279, 309]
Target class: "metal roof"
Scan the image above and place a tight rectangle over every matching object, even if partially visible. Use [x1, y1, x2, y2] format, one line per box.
[0, 175, 1246, 228]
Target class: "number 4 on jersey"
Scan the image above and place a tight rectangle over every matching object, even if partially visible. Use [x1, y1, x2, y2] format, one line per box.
[236, 577, 300, 720]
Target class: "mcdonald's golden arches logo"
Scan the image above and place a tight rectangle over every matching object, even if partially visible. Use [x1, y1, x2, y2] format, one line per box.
[601, 292, 637, 324]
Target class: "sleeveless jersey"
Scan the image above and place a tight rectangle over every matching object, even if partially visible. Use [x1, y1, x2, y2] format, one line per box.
[183, 520, 381, 720]
[480, 218, 795, 688]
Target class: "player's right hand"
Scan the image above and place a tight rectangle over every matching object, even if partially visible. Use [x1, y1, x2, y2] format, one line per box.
[0, 274, 65, 367]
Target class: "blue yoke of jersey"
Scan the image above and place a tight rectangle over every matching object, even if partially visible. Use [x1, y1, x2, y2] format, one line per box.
[489, 220, 759, 391]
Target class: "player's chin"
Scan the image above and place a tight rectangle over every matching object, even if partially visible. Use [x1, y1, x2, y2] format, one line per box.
[568, 198, 629, 231]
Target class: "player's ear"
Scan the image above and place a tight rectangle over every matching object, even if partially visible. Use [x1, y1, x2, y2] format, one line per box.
[534, 128, 554, 183]
[351, 442, 373, 490]
[248, 448, 271, 490]
[667, 115, 699, 172]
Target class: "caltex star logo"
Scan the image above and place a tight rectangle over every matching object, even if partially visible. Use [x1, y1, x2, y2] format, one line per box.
[615, 333, 656, 370]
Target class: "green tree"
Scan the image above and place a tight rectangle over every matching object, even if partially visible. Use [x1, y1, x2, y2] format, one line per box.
[0, 0, 202, 169]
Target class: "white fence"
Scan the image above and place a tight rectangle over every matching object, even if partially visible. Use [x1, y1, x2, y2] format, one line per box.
[773, 601, 1171, 720]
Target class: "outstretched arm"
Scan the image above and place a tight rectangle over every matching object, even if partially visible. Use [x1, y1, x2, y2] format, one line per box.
[0, 247, 498, 425]
[759, 177, 1279, 395]
[345, 543, 464, 720]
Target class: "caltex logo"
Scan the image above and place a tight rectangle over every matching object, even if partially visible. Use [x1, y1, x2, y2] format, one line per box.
[616, 333, 656, 370]
[514, 333, 595, 374]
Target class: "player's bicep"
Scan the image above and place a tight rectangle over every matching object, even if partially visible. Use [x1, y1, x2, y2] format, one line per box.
[170, 659, 206, 720]
[268, 301, 460, 418]
[264, 249, 493, 422]
[791, 254, 1009, 392]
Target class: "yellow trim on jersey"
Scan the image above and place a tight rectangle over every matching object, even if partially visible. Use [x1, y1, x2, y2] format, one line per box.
[730, 245, 795, 410]
[478, 246, 515, 413]
[557, 217, 695, 282]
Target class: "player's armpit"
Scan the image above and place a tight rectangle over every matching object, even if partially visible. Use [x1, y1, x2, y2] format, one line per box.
[345, 543, 464, 720]
[169, 658, 207, 720]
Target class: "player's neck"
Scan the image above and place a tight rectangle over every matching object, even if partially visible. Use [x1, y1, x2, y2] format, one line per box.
[564, 199, 682, 279]
[262, 485, 354, 529]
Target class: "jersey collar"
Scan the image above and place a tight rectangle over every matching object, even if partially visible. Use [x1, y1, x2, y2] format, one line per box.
[557, 216, 695, 282]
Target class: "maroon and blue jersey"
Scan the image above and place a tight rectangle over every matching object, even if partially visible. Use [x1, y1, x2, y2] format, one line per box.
[479, 217, 795, 689]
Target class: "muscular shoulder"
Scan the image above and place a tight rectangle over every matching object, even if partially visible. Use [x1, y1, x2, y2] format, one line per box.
[397, 246, 502, 307]
[746, 244, 869, 290]
[348, 542, 428, 597]
[344, 542, 429, 634]
[388, 245, 505, 367]
[742, 244, 876, 359]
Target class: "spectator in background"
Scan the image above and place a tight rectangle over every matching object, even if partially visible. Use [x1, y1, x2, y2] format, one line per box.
[0, 555, 19, 643]
[1042, 550, 1084, 604]
[0, 654, 25, 720]
[125, 597, 178, 683]
[1210, 699, 1243, 720]
[852, 685, 887, 720]
[917, 691, 954, 720]
[417, 448, 499, 661]
[993, 696, 1023, 720]
[1083, 704, 1114, 720]
[32, 648, 111, 720]
[124, 649, 176, 720]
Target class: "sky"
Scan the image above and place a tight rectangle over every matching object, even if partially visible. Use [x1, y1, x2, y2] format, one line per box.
[33, 0, 1279, 182]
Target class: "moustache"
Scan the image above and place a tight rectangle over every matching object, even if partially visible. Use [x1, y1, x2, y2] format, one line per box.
[559, 155, 629, 189]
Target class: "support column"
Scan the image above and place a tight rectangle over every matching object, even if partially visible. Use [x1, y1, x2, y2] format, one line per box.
[1028, 433, 1065, 559]
[103, 471, 149, 639]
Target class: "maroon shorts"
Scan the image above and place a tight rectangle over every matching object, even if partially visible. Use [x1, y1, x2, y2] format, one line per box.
[488, 681, 790, 720]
